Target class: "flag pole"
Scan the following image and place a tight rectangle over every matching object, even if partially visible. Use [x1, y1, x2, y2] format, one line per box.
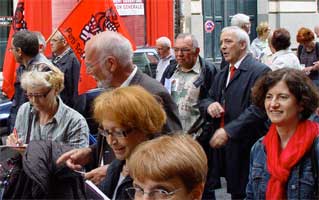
[46, 28, 58, 43]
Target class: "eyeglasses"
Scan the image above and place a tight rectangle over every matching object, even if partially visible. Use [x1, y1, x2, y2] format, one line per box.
[126, 187, 180, 200]
[85, 57, 106, 69]
[8, 47, 16, 52]
[98, 127, 133, 138]
[25, 88, 52, 99]
[173, 47, 194, 54]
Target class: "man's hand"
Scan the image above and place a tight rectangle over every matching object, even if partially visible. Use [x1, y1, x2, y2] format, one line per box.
[207, 102, 224, 118]
[210, 128, 229, 148]
[85, 165, 109, 185]
[56, 147, 93, 170]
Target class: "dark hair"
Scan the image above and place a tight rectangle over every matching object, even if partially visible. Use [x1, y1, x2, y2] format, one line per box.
[13, 30, 39, 57]
[271, 28, 291, 51]
[296, 27, 315, 44]
[252, 68, 319, 120]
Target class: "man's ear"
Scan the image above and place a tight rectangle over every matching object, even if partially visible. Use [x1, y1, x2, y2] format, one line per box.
[240, 40, 247, 51]
[194, 47, 200, 56]
[106, 56, 118, 72]
[16, 47, 22, 56]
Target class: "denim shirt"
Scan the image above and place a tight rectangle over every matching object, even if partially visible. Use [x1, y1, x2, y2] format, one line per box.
[246, 137, 316, 199]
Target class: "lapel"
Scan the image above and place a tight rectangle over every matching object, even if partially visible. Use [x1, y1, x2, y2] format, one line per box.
[226, 54, 250, 88]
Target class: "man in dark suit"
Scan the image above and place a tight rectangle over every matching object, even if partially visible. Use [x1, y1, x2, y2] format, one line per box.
[50, 31, 85, 114]
[57, 31, 182, 185]
[199, 26, 270, 199]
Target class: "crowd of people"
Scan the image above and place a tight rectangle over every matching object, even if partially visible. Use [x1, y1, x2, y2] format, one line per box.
[1, 12, 319, 200]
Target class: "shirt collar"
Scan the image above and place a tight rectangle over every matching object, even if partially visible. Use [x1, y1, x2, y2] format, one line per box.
[31, 96, 64, 124]
[177, 57, 201, 74]
[162, 53, 173, 61]
[120, 65, 138, 87]
[231, 54, 247, 69]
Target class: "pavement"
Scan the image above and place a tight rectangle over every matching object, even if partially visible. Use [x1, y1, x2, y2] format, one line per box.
[214, 178, 231, 200]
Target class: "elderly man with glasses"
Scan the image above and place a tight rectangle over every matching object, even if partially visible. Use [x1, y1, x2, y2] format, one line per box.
[161, 33, 217, 133]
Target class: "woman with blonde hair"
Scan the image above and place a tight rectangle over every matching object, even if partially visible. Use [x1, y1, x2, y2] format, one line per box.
[127, 134, 207, 200]
[251, 22, 271, 60]
[6, 63, 89, 148]
[93, 85, 166, 200]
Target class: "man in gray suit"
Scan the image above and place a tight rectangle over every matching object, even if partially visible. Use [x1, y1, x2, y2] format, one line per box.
[57, 31, 182, 185]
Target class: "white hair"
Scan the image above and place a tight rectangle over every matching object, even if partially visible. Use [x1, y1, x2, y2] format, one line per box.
[156, 36, 171, 48]
[222, 26, 251, 53]
[89, 31, 133, 68]
[231, 13, 250, 28]
[176, 33, 199, 48]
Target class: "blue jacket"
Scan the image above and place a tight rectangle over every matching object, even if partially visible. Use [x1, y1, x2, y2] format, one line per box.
[246, 137, 317, 199]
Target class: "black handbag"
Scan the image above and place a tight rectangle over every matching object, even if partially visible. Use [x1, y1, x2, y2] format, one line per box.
[0, 106, 33, 195]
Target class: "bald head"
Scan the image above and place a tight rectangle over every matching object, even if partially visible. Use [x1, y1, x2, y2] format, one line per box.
[85, 31, 133, 68]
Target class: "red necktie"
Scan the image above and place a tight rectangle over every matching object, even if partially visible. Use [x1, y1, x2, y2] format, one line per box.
[229, 65, 236, 80]
[220, 65, 236, 127]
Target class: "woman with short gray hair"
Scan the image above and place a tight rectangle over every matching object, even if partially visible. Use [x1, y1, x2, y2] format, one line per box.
[6, 63, 89, 148]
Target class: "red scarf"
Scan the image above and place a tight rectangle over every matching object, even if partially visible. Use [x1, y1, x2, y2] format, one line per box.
[263, 120, 318, 200]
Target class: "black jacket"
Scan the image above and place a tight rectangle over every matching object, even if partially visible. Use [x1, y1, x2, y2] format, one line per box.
[52, 49, 86, 114]
[101, 159, 132, 200]
[199, 54, 270, 195]
[3, 140, 86, 199]
[160, 56, 218, 101]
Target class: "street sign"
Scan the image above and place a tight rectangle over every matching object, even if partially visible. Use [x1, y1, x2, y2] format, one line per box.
[204, 20, 215, 33]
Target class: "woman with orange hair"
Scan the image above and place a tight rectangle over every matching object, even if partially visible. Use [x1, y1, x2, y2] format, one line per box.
[297, 27, 319, 86]
[93, 85, 166, 200]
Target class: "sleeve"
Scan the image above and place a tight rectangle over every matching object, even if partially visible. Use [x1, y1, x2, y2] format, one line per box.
[65, 115, 90, 148]
[245, 141, 259, 199]
[224, 104, 269, 139]
[67, 57, 81, 108]
[157, 91, 182, 132]
[198, 81, 218, 121]
[14, 103, 30, 143]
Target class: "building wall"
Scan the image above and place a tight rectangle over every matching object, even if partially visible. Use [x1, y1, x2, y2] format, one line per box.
[186, 0, 319, 60]
[268, 0, 319, 49]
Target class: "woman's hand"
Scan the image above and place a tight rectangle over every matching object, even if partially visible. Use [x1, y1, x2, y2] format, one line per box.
[56, 147, 93, 170]
[6, 132, 23, 146]
[85, 165, 109, 185]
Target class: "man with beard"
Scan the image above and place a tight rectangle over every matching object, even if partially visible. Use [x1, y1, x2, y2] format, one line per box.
[57, 31, 182, 185]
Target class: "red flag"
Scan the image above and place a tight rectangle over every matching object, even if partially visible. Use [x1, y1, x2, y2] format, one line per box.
[2, 26, 17, 99]
[57, 0, 136, 94]
[24, 0, 52, 57]
[2, 0, 26, 99]
[2, 0, 52, 99]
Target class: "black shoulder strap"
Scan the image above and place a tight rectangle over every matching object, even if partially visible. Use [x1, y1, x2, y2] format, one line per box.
[311, 136, 319, 197]
[25, 105, 34, 144]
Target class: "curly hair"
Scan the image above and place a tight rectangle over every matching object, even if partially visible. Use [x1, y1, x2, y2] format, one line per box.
[252, 68, 319, 120]
[93, 86, 166, 135]
[296, 27, 315, 44]
[271, 28, 291, 51]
